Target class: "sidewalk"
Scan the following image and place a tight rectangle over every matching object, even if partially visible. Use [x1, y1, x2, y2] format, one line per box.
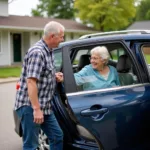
[0, 77, 19, 84]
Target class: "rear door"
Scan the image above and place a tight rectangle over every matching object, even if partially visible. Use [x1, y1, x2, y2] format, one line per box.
[62, 40, 150, 150]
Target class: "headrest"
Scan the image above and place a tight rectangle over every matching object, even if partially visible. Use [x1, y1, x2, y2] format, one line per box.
[116, 55, 131, 73]
[78, 54, 90, 71]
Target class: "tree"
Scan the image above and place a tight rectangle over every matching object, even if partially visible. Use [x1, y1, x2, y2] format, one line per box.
[136, 0, 150, 20]
[31, 0, 75, 19]
[74, 0, 137, 31]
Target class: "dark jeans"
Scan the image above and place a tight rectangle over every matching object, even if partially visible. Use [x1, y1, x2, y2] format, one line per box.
[16, 106, 63, 150]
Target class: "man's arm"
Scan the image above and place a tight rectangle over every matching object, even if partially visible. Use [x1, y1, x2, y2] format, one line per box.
[27, 77, 40, 109]
[27, 77, 44, 124]
[26, 50, 45, 124]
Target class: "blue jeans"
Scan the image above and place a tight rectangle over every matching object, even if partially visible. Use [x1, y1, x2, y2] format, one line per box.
[16, 106, 63, 150]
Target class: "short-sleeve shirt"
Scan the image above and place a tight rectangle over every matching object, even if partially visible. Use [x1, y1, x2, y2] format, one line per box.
[14, 39, 56, 115]
[74, 65, 120, 91]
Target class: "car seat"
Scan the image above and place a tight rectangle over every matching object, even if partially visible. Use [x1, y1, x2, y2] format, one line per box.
[116, 55, 137, 86]
[77, 54, 90, 71]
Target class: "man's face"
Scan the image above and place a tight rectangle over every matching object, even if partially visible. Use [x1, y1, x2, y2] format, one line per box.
[50, 29, 64, 48]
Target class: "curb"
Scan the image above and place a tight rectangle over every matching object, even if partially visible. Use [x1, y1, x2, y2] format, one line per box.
[0, 78, 19, 84]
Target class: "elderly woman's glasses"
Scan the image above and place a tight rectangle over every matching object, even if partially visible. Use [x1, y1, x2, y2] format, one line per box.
[89, 57, 101, 61]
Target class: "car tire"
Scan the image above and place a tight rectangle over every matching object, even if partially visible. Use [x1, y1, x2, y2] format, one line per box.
[36, 130, 49, 150]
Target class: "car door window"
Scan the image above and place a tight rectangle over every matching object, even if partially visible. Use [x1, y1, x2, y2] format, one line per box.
[71, 42, 139, 92]
[141, 44, 150, 70]
[109, 48, 125, 62]
[72, 49, 89, 73]
[54, 49, 62, 72]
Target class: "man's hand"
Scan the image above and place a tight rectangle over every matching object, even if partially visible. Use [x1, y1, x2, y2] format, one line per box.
[33, 108, 44, 124]
[55, 72, 63, 82]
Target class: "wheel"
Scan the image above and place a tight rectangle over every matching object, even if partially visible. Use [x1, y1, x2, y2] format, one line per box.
[36, 130, 49, 150]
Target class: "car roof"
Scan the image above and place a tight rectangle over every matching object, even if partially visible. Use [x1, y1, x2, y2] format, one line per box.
[58, 33, 150, 48]
[57, 30, 150, 49]
[79, 30, 150, 39]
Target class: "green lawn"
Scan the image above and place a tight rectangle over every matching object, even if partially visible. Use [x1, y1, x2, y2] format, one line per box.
[145, 55, 150, 64]
[0, 67, 21, 78]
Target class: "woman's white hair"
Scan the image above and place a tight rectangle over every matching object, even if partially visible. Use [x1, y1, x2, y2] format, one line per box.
[44, 21, 65, 37]
[90, 46, 110, 64]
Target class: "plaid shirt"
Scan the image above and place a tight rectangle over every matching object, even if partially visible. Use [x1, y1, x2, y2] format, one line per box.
[14, 39, 56, 115]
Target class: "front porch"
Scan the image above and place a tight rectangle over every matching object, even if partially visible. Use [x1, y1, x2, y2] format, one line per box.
[0, 29, 82, 66]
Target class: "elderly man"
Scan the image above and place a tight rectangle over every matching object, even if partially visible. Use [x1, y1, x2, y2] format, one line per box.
[14, 21, 64, 150]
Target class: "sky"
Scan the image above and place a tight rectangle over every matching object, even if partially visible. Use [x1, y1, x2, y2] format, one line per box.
[9, 0, 39, 16]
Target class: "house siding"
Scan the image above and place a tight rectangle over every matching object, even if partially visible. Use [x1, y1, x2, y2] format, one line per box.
[0, 30, 11, 66]
[22, 32, 30, 57]
[0, 30, 89, 66]
[30, 32, 41, 47]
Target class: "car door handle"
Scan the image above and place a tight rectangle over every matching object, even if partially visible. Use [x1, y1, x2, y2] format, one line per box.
[81, 108, 108, 116]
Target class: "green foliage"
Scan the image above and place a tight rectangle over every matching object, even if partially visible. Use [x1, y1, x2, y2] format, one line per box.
[136, 0, 150, 20]
[0, 67, 21, 78]
[146, 10, 150, 20]
[31, 0, 75, 19]
[74, 0, 136, 31]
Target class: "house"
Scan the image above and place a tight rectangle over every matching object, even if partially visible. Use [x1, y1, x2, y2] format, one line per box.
[127, 21, 150, 30]
[0, 0, 96, 66]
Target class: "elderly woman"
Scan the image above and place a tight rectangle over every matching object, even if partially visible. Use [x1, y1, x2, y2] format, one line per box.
[74, 46, 120, 91]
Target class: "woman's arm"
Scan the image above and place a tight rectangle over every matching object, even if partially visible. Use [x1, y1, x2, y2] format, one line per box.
[74, 66, 89, 86]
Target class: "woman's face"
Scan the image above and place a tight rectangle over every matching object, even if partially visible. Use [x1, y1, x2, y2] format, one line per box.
[90, 53, 105, 70]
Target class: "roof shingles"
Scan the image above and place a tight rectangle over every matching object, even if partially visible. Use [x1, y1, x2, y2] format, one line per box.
[0, 15, 95, 32]
[127, 21, 150, 30]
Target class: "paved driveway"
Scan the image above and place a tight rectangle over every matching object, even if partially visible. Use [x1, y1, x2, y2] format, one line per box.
[0, 82, 22, 150]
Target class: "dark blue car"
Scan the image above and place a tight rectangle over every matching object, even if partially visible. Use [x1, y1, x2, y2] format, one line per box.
[13, 30, 150, 150]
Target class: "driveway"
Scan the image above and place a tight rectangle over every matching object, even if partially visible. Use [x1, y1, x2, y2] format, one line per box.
[0, 82, 22, 150]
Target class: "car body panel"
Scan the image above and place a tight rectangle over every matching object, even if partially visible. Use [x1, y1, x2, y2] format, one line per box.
[66, 84, 150, 150]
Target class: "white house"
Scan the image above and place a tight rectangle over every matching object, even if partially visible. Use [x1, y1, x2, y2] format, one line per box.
[0, 0, 96, 66]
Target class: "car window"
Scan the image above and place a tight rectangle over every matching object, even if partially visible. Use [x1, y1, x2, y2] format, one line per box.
[109, 48, 125, 61]
[141, 44, 150, 73]
[73, 49, 89, 65]
[141, 44, 150, 64]
[71, 42, 139, 92]
[54, 49, 62, 72]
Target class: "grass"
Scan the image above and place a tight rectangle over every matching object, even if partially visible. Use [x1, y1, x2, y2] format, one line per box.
[0, 67, 21, 78]
[145, 55, 150, 64]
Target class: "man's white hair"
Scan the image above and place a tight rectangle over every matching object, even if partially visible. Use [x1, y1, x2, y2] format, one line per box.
[44, 21, 65, 36]
[91, 46, 110, 64]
